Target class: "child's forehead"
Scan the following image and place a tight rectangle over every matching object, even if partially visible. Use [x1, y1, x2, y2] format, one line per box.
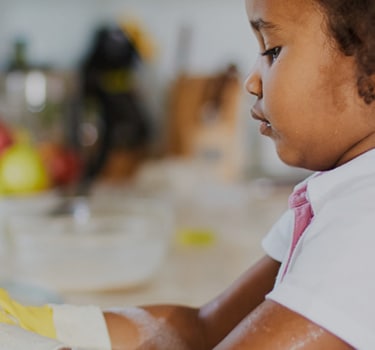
[245, 0, 334, 45]
[246, 0, 320, 27]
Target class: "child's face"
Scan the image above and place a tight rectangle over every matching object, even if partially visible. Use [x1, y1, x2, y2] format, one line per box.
[245, 0, 375, 171]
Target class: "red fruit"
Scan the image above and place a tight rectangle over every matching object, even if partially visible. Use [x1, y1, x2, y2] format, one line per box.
[0, 120, 14, 155]
[39, 143, 82, 186]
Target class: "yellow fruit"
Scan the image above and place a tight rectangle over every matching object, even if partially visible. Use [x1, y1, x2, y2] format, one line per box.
[0, 144, 50, 195]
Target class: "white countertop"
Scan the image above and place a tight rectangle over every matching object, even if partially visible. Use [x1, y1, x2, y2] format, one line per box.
[61, 181, 291, 309]
[0, 159, 295, 309]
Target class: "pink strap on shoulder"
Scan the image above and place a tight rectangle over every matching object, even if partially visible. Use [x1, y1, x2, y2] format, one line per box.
[281, 183, 314, 280]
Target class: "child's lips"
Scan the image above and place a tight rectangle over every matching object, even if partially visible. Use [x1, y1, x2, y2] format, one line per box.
[251, 109, 272, 135]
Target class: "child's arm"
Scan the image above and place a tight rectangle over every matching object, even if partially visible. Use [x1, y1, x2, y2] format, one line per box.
[103, 256, 353, 349]
[213, 300, 354, 350]
[103, 255, 280, 349]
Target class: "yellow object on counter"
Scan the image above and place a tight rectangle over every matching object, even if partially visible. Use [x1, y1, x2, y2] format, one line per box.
[177, 228, 216, 247]
[0, 288, 112, 349]
[0, 289, 55, 338]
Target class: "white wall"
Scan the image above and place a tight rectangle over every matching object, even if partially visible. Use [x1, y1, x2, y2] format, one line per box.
[0, 0, 256, 78]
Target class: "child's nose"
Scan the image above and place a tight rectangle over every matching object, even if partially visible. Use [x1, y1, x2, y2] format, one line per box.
[244, 64, 262, 98]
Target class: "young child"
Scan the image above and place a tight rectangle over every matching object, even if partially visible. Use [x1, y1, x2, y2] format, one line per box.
[2, 0, 375, 348]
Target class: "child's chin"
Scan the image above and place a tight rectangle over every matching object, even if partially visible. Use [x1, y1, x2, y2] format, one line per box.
[277, 152, 313, 171]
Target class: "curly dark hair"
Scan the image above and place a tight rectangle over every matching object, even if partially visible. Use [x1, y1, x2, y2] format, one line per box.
[316, 0, 375, 104]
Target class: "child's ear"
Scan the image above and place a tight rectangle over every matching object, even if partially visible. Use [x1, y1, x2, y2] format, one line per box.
[358, 75, 375, 104]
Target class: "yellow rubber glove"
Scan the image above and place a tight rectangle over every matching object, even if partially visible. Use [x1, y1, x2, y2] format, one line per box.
[0, 288, 56, 339]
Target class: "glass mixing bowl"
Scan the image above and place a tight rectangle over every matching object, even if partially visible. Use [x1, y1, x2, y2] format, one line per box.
[4, 194, 174, 292]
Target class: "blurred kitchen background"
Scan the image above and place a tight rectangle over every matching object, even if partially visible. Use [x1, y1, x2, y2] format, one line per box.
[0, 0, 312, 307]
[0, 0, 312, 184]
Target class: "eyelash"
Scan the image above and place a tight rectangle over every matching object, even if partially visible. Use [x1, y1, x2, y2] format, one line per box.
[261, 46, 281, 64]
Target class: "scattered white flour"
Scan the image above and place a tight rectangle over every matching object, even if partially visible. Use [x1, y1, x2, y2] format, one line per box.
[107, 307, 190, 350]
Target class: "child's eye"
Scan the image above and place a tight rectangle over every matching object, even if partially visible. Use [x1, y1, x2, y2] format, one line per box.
[261, 46, 281, 64]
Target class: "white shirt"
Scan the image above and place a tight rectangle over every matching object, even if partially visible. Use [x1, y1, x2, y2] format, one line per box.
[263, 148, 375, 350]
